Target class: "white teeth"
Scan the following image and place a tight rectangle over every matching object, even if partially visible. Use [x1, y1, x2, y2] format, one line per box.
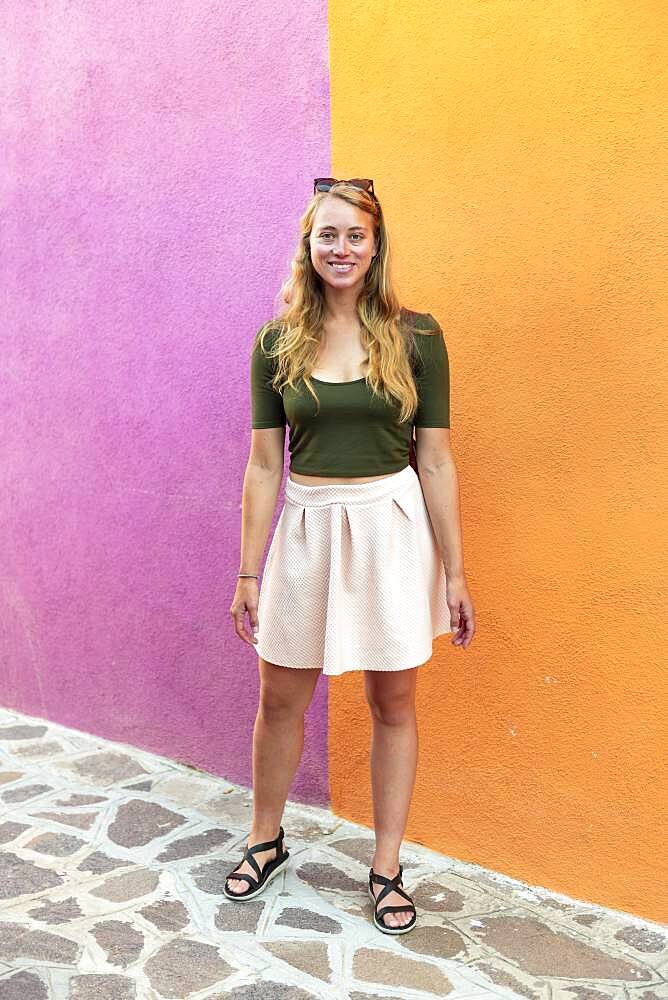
[330, 263, 353, 271]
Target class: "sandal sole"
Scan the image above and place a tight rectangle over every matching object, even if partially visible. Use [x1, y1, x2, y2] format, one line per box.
[223, 853, 289, 901]
[368, 885, 417, 934]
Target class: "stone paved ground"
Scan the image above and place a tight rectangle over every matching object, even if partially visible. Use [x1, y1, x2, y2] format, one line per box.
[0, 706, 666, 1000]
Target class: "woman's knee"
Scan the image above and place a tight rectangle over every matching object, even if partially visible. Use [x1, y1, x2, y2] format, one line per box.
[258, 660, 319, 720]
[259, 687, 304, 722]
[365, 687, 416, 726]
[364, 668, 417, 725]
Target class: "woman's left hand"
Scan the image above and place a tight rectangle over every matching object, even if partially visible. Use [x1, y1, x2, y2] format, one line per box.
[446, 575, 476, 648]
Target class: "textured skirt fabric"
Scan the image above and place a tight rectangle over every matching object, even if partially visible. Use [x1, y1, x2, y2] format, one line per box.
[255, 464, 452, 676]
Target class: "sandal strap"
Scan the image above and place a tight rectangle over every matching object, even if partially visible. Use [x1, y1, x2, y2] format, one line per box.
[369, 865, 405, 908]
[370, 864, 416, 914]
[226, 870, 258, 890]
[245, 826, 285, 858]
[377, 901, 416, 928]
[380, 882, 413, 906]
[369, 863, 403, 888]
[229, 827, 286, 886]
[377, 903, 416, 922]
[241, 848, 262, 880]
[371, 872, 403, 888]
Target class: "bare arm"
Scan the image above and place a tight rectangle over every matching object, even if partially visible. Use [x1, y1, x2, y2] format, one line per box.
[415, 426, 476, 648]
[415, 427, 464, 580]
[231, 427, 285, 645]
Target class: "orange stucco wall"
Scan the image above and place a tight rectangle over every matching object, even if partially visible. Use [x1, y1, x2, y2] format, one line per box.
[326, 1, 668, 922]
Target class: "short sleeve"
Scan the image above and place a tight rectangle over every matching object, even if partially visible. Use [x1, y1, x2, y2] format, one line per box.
[413, 315, 450, 427]
[250, 326, 286, 429]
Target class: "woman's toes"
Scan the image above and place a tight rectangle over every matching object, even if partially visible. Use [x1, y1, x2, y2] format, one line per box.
[227, 860, 252, 893]
[227, 845, 277, 896]
[384, 908, 411, 927]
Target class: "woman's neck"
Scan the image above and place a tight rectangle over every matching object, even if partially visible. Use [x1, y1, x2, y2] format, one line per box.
[322, 285, 361, 324]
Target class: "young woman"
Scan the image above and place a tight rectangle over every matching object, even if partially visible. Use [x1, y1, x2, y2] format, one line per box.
[228, 178, 475, 935]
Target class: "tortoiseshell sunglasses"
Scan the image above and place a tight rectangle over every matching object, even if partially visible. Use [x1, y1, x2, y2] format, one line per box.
[313, 177, 377, 199]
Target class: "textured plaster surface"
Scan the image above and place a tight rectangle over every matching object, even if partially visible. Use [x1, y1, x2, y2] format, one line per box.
[326, 0, 668, 920]
[1, 1, 331, 802]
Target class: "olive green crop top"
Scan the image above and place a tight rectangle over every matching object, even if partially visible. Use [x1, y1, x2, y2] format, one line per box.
[250, 308, 450, 476]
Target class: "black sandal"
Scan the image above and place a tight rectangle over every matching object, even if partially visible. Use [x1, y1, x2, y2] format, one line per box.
[368, 864, 417, 934]
[223, 826, 289, 901]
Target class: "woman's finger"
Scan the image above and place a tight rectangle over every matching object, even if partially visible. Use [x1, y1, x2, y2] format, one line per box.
[460, 605, 475, 646]
[231, 606, 253, 645]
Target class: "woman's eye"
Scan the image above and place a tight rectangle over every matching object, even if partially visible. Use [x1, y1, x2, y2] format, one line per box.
[319, 233, 363, 240]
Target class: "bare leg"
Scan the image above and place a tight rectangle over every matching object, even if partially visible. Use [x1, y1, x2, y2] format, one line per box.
[226, 658, 321, 893]
[364, 666, 419, 927]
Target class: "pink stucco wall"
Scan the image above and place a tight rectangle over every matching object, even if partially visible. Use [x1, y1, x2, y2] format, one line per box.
[1, 3, 331, 803]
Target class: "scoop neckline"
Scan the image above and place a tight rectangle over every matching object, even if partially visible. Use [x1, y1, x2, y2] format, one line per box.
[310, 375, 366, 385]
[309, 308, 412, 385]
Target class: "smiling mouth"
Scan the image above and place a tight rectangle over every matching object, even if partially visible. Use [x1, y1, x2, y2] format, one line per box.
[328, 262, 355, 270]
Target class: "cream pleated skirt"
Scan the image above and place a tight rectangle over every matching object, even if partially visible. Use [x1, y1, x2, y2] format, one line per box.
[254, 463, 452, 676]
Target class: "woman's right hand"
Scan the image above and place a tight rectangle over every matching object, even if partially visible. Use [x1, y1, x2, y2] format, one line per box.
[230, 578, 260, 646]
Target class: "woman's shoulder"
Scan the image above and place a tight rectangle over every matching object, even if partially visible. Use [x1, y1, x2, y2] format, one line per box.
[252, 318, 284, 355]
[399, 306, 442, 335]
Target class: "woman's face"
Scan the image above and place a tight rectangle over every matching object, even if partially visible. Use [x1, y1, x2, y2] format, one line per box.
[309, 196, 378, 290]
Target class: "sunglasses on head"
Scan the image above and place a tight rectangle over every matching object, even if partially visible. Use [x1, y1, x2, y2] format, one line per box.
[313, 177, 377, 199]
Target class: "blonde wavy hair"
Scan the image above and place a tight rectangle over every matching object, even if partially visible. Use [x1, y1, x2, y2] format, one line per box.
[257, 182, 424, 425]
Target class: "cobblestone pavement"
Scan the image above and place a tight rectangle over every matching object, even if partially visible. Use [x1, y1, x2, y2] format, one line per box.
[0, 706, 666, 1000]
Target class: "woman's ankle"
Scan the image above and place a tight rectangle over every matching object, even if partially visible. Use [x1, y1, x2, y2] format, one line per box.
[371, 853, 401, 874]
[248, 821, 283, 843]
